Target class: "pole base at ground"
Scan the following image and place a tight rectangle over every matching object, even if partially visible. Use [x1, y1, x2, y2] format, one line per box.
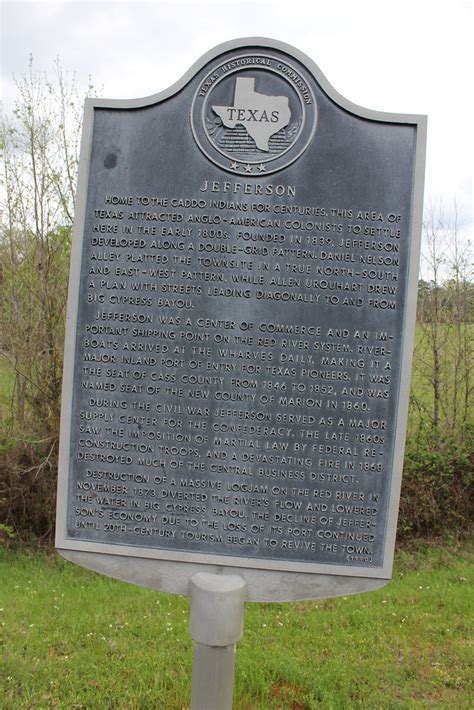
[189, 573, 247, 710]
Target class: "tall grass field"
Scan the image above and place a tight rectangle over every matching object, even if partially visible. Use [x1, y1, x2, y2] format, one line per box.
[1, 538, 472, 709]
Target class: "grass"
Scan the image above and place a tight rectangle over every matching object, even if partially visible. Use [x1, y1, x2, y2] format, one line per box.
[1, 537, 472, 709]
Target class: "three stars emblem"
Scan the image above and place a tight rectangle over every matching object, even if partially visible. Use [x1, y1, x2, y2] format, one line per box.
[229, 161, 267, 174]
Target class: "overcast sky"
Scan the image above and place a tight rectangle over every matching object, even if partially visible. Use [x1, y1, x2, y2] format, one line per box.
[1, 0, 473, 227]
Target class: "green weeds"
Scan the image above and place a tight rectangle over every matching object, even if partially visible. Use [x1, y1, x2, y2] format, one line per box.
[1, 539, 472, 709]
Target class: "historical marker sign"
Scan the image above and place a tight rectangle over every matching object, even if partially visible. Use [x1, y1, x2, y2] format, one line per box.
[56, 39, 426, 601]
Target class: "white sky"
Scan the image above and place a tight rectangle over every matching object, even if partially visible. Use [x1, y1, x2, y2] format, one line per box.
[1, 0, 473, 227]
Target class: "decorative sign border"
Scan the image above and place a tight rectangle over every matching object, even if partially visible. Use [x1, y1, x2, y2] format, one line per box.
[56, 38, 426, 601]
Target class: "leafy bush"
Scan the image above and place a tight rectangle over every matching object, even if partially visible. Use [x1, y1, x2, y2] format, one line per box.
[0, 436, 58, 541]
[399, 430, 473, 538]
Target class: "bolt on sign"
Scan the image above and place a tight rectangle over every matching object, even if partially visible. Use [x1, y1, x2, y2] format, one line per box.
[56, 39, 426, 602]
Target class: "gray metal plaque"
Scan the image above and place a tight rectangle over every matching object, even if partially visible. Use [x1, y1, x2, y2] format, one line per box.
[56, 38, 426, 601]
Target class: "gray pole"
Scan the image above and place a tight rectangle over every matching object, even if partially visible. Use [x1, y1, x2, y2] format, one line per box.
[189, 573, 247, 710]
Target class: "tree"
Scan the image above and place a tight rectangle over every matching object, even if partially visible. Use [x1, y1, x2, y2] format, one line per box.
[0, 57, 97, 537]
[411, 201, 472, 438]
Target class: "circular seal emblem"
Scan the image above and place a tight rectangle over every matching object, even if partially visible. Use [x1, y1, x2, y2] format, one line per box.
[191, 52, 317, 175]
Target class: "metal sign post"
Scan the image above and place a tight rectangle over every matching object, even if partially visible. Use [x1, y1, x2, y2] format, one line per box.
[189, 574, 246, 710]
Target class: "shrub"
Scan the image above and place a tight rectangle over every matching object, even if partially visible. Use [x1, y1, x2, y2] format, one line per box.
[399, 429, 473, 538]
